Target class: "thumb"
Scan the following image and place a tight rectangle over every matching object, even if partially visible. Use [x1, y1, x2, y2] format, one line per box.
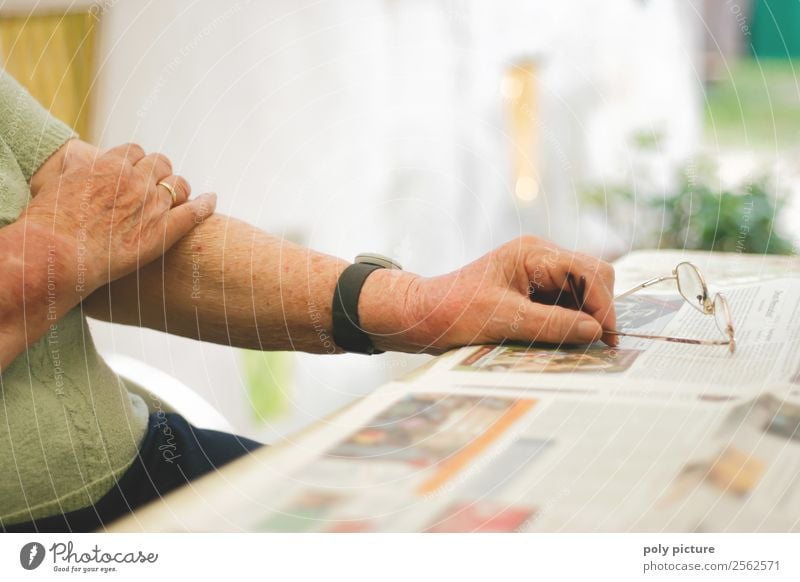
[162, 192, 217, 248]
[507, 299, 603, 345]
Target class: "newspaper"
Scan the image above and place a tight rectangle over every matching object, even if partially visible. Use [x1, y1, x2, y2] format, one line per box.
[236, 251, 800, 532]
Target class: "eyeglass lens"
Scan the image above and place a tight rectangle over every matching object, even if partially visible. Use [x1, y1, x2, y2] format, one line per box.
[713, 294, 731, 337]
[676, 263, 707, 313]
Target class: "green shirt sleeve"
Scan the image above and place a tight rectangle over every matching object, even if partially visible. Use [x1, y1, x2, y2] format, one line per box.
[0, 68, 76, 183]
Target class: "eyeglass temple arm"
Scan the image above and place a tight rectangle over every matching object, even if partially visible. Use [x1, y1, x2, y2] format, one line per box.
[614, 274, 677, 301]
[604, 330, 730, 346]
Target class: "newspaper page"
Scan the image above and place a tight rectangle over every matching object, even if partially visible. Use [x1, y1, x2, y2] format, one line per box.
[417, 255, 800, 400]
[176, 251, 799, 532]
[636, 393, 800, 532]
[224, 382, 798, 532]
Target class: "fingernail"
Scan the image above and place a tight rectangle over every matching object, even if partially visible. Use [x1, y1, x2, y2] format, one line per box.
[578, 321, 601, 342]
[200, 193, 217, 209]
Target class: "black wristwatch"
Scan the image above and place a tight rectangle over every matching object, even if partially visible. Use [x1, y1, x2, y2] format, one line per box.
[331, 253, 403, 355]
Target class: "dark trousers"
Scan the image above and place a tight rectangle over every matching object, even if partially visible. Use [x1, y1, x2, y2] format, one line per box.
[2, 412, 263, 532]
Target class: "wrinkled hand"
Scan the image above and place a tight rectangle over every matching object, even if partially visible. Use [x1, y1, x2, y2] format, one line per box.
[363, 236, 617, 353]
[21, 141, 216, 296]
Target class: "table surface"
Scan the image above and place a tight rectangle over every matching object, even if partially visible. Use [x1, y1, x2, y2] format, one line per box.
[107, 250, 799, 532]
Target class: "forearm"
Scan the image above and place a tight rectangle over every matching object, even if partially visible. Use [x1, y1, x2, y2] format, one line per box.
[0, 221, 82, 370]
[83, 216, 616, 355]
[84, 214, 420, 353]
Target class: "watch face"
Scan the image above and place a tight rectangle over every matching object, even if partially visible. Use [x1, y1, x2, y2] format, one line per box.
[355, 253, 403, 270]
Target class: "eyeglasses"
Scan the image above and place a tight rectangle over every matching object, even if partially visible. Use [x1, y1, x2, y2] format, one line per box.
[604, 262, 736, 354]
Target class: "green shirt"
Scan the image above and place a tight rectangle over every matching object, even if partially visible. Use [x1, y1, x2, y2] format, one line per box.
[0, 70, 149, 526]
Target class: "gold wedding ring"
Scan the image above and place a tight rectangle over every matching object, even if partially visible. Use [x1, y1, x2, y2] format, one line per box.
[157, 180, 178, 206]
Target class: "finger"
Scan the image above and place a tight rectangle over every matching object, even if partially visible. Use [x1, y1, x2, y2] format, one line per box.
[134, 152, 173, 184]
[521, 245, 612, 297]
[161, 193, 217, 248]
[563, 255, 614, 314]
[503, 297, 603, 345]
[574, 251, 615, 295]
[102, 142, 146, 166]
[155, 175, 191, 208]
[570, 256, 616, 344]
[522, 248, 617, 345]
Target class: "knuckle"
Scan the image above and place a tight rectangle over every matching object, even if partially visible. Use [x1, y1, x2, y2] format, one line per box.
[122, 142, 145, 158]
[500, 236, 534, 254]
[154, 153, 173, 173]
[175, 176, 191, 197]
[102, 142, 142, 165]
[575, 251, 596, 267]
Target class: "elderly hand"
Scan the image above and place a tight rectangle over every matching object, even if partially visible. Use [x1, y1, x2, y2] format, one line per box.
[21, 141, 216, 297]
[360, 236, 617, 353]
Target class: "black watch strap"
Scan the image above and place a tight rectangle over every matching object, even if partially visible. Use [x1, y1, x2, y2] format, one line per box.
[332, 263, 384, 355]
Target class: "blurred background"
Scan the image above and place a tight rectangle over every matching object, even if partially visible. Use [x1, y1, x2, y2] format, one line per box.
[1, 0, 797, 441]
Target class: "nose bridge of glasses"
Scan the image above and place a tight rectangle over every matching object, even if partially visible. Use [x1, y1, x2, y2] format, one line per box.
[702, 297, 715, 314]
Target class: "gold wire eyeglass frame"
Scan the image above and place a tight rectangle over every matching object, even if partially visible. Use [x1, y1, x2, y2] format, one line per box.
[604, 261, 737, 354]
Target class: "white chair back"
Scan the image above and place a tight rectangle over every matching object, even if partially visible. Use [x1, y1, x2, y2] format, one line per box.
[105, 353, 234, 434]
